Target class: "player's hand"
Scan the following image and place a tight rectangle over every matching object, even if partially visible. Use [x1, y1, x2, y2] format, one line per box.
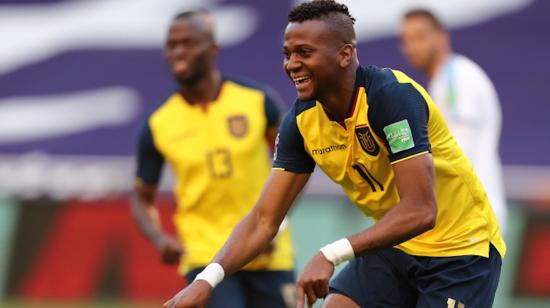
[156, 234, 185, 265]
[163, 280, 212, 308]
[296, 251, 334, 308]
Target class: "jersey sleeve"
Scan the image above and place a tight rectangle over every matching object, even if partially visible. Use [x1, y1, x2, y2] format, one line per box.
[272, 105, 316, 173]
[135, 121, 165, 185]
[263, 88, 283, 128]
[369, 83, 431, 163]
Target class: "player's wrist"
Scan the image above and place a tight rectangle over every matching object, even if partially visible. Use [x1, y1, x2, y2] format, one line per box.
[194, 263, 225, 288]
[320, 238, 355, 266]
[153, 233, 169, 250]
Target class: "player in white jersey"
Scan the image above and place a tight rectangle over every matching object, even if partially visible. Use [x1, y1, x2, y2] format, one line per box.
[400, 8, 507, 232]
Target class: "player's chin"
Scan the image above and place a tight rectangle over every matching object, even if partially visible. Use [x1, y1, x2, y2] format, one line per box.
[296, 86, 316, 101]
[174, 73, 196, 85]
[413, 58, 430, 71]
[173, 69, 190, 79]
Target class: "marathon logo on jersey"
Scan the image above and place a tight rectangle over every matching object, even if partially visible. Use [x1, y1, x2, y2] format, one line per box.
[311, 144, 347, 155]
[355, 125, 380, 156]
[228, 115, 248, 138]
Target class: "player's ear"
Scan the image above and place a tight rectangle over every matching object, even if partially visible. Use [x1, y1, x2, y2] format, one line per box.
[338, 44, 355, 68]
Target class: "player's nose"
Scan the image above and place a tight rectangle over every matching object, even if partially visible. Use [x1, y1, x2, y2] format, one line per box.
[171, 43, 188, 58]
[284, 54, 302, 73]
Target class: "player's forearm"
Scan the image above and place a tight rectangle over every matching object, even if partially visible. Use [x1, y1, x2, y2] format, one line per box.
[211, 170, 310, 276]
[213, 209, 279, 276]
[348, 198, 436, 255]
[344, 154, 438, 256]
[130, 191, 166, 248]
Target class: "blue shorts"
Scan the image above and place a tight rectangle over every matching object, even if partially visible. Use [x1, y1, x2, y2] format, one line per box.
[329, 244, 502, 308]
[186, 268, 294, 308]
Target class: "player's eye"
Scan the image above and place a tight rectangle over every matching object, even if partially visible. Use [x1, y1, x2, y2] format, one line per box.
[283, 51, 290, 60]
[185, 39, 199, 48]
[298, 48, 312, 57]
[166, 41, 176, 49]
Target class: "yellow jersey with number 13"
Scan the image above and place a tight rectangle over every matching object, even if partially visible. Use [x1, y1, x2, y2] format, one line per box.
[136, 77, 294, 274]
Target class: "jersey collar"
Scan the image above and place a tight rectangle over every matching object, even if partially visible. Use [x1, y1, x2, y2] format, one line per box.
[343, 66, 367, 120]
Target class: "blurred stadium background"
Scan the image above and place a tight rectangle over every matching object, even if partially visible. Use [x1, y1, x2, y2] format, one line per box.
[1, 0, 549, 307]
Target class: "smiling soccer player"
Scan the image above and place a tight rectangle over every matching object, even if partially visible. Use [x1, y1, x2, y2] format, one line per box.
[164, 2, 505, 308]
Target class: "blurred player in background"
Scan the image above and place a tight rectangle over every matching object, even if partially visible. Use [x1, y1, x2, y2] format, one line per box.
[400, 9, 507, 232]
[131, 9, 294, 308]
[164, 1, 505, 308]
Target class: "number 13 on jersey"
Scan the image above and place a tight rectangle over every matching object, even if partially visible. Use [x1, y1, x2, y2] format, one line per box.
[206, 148, 233, 178]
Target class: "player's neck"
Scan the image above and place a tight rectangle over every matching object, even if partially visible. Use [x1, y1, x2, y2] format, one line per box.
[319, 66, 358, 122]
[179, 70, 222, 105]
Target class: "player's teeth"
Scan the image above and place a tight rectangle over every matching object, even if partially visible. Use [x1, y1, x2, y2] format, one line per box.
[294, 76, 310, 84]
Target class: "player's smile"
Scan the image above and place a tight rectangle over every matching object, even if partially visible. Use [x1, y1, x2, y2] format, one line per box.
[285, 56, 316, 99]
[291, 74, 312, 91]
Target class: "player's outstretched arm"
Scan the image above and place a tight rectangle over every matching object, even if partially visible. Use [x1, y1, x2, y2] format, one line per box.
[130, 183, 184, 264]
[296, 154, 437, 308]
[163, 170, 310, 308]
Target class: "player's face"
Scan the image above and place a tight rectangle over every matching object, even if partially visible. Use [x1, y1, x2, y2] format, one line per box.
[164, 17, 217, 84]
[400, 17, 441, 72]
[283, 20, 343, 101]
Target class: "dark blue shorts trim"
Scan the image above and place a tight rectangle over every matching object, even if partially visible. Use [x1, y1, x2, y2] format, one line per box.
[187, 269, 295, 308]
[329, 244, 502, 308]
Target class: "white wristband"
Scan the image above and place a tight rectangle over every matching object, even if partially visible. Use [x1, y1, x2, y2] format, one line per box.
[320, 238, 355, 266]
[194, 263, 225, 288]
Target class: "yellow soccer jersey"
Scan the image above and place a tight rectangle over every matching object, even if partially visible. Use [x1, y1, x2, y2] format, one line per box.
[273, 65, 505, 259]
[136, 77, 294, 274]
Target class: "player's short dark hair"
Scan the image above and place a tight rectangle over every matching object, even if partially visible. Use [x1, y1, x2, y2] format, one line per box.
[404, 9, 445, 31]
[288, 0, 356, 44]
[173, 8, 211, 21]
[170, 8, 215, 42]
[288, 0, 355, 24]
